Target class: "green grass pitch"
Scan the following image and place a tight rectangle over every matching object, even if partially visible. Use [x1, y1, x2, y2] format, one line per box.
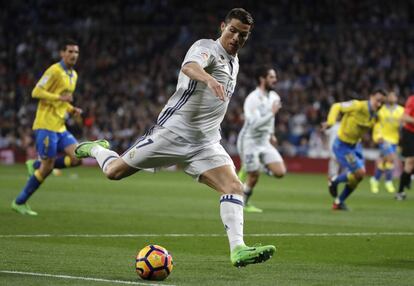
[0, 164, 413, 285]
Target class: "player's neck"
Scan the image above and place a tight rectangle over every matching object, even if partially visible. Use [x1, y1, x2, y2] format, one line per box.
[258, 86, 269, 94]
[60, 60, 74, 71]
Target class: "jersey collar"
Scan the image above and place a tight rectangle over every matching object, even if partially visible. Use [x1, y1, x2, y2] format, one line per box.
[59, 60, 74, 83]
[216, 39, 236, 61]
[386, 103, 397, 112]
[367, 101, 377, 119]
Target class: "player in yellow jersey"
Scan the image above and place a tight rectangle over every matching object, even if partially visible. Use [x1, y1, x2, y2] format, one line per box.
[369, 91, 404, 194]
[322, 90, 385, 210]
[12, 39, 84, 215]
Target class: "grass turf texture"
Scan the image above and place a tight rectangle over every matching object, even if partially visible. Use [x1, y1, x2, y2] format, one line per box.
[0, 165, 413, 285]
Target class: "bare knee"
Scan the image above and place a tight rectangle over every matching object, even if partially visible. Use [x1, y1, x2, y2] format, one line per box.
[39, 162, 54, 178]
[222, 179, 244, 196]
[105, 165, 124, 180]
[273, 168, 286, 178]
[103, 159, 135, 180]
[70, 157, 82, 167]
[354, 169, 366, 180]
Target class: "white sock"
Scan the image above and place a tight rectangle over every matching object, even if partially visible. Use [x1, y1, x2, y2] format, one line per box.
[91, 145, 119, 172]
[243, 184, 253, 205]
[220, 194, 245, 251]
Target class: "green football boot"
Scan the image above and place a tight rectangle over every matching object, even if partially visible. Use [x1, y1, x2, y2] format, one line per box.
[238, 166, 247, 183]
[74, 139, 110, 159]
[385, 181, 396, 193]
[25, 159, 36, 176]
[231, 244, 276, 267]
[370, 177, 379, 194]
[244, 203, 263, 213]
[11, 200, 38, 216]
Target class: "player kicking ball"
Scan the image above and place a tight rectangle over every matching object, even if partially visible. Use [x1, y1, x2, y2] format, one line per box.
[75, 8, 275, 267]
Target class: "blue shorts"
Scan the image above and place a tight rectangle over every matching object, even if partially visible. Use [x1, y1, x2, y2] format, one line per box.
[378, 142, 397, 157]
[35, 129, 78, 159]
[333, 137, 365, 172]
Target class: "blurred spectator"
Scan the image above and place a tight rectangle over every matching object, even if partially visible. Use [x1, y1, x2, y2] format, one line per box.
[1, 0, 414, 158]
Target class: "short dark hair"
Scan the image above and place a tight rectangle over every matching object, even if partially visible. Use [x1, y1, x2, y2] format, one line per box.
[225, 8, 254, 27]
[372, 89, 387, 97]
[59, 39, 78, 51]
[255, 66, 275, 84]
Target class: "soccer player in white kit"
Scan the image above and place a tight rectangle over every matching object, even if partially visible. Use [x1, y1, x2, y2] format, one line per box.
[237, 67, 286, 213]
[74, 8, 275, 267]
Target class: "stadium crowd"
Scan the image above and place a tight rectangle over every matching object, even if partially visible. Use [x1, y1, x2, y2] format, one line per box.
[1, 0, 414, 158]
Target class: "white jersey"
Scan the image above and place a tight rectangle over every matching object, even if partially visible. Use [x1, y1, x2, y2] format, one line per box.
[238, 88, 280, 143]
[156, 39, 239, 144]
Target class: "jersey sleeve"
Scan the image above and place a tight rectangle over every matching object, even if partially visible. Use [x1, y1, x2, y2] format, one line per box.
[182, 40, 215, 68]
[32, 66, 61, 100]
[326, 100, 360, 126]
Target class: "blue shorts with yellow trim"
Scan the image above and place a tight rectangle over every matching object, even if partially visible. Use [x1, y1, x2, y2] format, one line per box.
[378, 142, 397, 157]
[333, 137, 364, 172]
[35, 129, 77, 159]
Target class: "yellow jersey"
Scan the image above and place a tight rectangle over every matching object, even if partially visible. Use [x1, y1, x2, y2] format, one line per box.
[32, 61, 78, 132]
[372, 104, 404, 144]
[327, 100, 378, 145]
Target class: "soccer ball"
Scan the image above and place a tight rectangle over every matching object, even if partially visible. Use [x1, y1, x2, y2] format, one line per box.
[135, 244, 173, 281]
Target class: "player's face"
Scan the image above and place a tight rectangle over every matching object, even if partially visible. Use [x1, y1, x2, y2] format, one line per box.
[370, 92, 385, 111]
[61, 45, 79, 68]
[387, 92, 398, 104]
[220, 19, 251, 55]
[264, 69, 277, 90]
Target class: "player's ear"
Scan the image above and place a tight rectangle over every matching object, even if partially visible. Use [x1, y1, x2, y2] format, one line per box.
[220, 22, 226, 34]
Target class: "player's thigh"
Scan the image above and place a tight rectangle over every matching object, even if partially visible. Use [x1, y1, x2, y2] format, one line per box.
[199, 165, 243, 195]
[35, 129, 58, 160]
[337, 150, 363, 174]
[189, 143, 242, 195]
[380, 142, 396, 162]
[58, 131, 79, 158]
[261, 145, 285, 176]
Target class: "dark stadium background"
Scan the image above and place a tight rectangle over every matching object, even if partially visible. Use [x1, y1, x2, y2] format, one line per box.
[1, 0, 414, 166]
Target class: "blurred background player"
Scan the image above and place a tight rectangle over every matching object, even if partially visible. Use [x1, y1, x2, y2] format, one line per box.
[322, 89, 385, 210]
[370, 90, 404, 194]
[397, 94, 414, 200]
[11, 39, 83, 215]
[74, 8, 276, 267]
[237, 67, 286, 213]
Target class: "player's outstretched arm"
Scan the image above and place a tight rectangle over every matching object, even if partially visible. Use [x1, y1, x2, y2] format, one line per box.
[181, 62, 225, 101]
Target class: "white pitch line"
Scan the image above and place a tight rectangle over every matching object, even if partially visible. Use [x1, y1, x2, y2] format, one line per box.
[0, 232, 413, 238]
[0, 270, 174, 286]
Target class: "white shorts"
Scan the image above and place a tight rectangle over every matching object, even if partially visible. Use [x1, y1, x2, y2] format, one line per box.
[121, 126, 234, 180]
[238, 138, 283, 172]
